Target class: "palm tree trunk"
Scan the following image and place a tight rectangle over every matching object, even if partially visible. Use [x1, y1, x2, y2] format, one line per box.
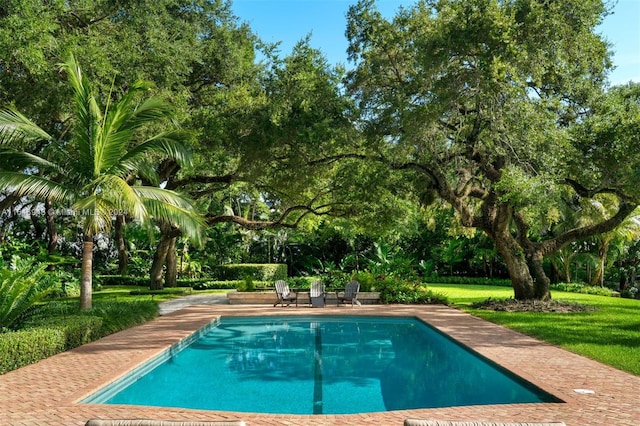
[45, 198, 58, 271]
[115, 215, 128, 275]
[80, 232, 93, 311]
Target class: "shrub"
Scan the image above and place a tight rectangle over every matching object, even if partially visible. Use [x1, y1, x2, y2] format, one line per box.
[286, 276, 315, 289]
[34, 315, 103, 348]
[378, 277, 449, 305]
[191, 280, 247, 290]
[351, 271, 376, 292]
[0, 328, 66, 374]
[47, 270, 81, 298]
[621, 286, 639, 299]
[210, 264, 287, 281]
[550, 282, 617, 297]
[0, 299, 158, 375]
[0, 315, 102, 374]
[238, 275, 255, 292]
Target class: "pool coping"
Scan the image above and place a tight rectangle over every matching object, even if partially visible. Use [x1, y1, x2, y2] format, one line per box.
[0, 304, 638, 425]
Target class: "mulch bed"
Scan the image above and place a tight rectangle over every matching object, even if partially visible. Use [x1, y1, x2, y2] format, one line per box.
[471, 298, 596, 313]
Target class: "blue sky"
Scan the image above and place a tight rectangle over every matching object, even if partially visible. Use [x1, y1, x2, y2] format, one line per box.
[232, 0, 640, 86]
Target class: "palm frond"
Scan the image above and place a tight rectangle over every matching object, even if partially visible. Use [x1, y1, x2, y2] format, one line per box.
[0, 171, 71, 202]
[95, 174, 147, 220]
[72, 195, 114, 234]
[104, 80, 155, 132]
[0, 108, 52, 145]
[94, 124, 134, 175]
[143, 198, 205, 246]
[133, 186, 198, 210]
[114, 130, 193, 175]
[0, 147, 67, 175]
[120, 97, 174, 131]
[59, 54, 99, 175]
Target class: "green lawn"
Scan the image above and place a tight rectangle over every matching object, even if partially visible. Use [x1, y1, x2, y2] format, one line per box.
[428, 283, 640, 376]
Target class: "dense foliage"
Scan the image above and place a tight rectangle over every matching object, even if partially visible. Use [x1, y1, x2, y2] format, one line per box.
[0, 298, 157, 374]
[2, 0, 640, 330]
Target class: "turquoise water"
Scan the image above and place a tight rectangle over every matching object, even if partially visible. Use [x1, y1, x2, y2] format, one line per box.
[84, 316, 560, 414]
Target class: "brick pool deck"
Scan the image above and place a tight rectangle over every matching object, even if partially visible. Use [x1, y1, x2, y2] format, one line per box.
[1, 304, 639, 425]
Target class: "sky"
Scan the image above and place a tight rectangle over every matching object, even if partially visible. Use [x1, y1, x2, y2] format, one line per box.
[231, 0, 640, 86]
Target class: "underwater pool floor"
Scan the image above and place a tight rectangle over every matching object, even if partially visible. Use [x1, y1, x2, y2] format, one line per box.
[0, 303, 638, 425]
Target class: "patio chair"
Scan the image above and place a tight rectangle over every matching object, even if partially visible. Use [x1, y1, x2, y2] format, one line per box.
[309, 280, 326, 307]
[273, 280, 298, 307]
[336, 280, 360, 306]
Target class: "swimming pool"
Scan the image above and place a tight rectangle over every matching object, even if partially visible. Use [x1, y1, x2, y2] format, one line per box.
[83, 316, 560, 414]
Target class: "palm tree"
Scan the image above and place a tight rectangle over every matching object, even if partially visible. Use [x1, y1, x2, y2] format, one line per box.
[0, 54, 203, 310]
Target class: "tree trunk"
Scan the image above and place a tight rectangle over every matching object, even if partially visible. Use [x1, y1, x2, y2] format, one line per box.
[165, 236, 177, 287]
[80, 232, 93, 311]
[30, 208, 44, 240]
[115, 215, 128, 275]
[528, 251, 551, 300]
[492, 230, 537, 300]
[45, 198, 58, 271]
[149, 222, 181, 290]
[590, 240, 609, 287]
[149, 235, 171, 290]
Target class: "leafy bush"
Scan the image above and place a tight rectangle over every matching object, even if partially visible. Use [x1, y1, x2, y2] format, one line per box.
[47, 270, 81, 298]
[0, 328, 66, 374]
[378, 277, 449, 305]
[550, 282, 617, 297]
[0, 315, 103, 374]
[36, 315, 103, 348]
[192, 280, 247, 290]
[285, 276, 315, 289]
[351, 271, 376, 291]
[238, 275, 255, 292]
[0, 256, 60, 329]
[621, 285, 639, 299]
[210, 264, 287, 281]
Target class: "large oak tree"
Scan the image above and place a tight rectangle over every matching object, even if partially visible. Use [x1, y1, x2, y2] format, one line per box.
[345, 0, 640, 300]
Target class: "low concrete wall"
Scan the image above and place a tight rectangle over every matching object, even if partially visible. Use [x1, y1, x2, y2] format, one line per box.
[226, 290, 381, 305]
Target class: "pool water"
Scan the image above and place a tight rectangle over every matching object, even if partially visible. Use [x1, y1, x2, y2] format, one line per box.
[83, 316, 560, 414]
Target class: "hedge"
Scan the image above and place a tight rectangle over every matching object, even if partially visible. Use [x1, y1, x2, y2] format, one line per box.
[0, 315, 102, 374]
[192, 280, 264, 290]
[210, 264, 287, 281]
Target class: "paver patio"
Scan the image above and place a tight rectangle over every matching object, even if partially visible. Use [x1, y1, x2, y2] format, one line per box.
[0, 303, 638, 425]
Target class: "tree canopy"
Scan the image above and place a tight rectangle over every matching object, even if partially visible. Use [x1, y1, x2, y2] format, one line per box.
[344, 0, 640, 300]
[2, 0, 640, 302]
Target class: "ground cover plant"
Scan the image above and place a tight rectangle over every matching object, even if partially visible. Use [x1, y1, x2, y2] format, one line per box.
[429, 283, 640, 375]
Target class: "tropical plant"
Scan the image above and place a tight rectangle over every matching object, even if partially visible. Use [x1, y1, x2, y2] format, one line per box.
[0, 54, 204, 310]
[0, 256, 58, 329]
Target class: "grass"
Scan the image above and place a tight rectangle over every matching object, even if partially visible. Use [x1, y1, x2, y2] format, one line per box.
[428, 283, 640, 376]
